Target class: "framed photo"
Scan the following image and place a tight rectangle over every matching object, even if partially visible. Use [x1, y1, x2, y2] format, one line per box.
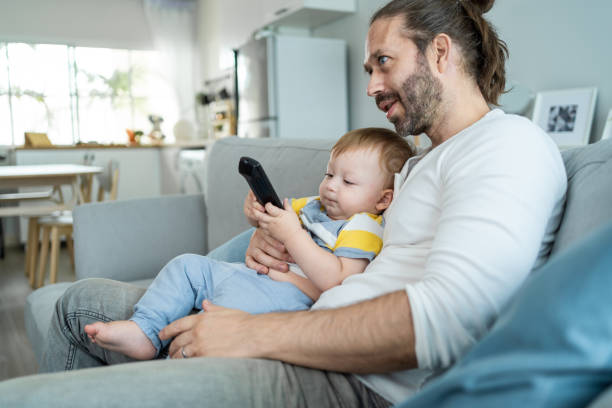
[602, 109, 612, 140]
[532, 87, 597, 148]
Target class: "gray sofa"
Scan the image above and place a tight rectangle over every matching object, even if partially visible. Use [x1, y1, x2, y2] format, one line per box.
[6, 136, 612, 407]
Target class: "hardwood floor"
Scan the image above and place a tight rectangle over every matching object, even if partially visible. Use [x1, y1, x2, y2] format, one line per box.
[0, 244, 75, 381]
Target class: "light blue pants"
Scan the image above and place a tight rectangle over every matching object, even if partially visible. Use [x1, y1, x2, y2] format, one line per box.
[130, 254, 313, 354]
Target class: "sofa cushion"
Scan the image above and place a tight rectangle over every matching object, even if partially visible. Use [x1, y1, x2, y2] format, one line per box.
[588, 386, 612, 408]
[205, 137, 334, 250]
[73, 195, 207, 282]
[395, 221, 612, 408]
[551, 139, 612, 255]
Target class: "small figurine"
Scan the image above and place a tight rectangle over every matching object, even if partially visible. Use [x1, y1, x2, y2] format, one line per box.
[148, 115, 165, 143]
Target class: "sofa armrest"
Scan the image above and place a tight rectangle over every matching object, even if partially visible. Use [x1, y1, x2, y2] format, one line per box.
[73, 194, 207, 282]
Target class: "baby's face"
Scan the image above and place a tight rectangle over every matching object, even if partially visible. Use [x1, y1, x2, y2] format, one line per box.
[319, 147, 389, 220]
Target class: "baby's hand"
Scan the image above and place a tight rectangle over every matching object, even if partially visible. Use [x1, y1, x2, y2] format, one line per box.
[255, 199, 301, 244]
[243, 190, 265, 227]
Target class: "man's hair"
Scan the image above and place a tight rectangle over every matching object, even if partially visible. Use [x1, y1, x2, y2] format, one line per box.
[332, 127, 414, 188]
[371, 0, 508, 105]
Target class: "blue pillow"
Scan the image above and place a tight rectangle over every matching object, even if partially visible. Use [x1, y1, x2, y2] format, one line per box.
[396, 222, 612, 408]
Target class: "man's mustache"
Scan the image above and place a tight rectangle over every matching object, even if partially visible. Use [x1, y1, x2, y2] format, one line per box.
[375, 92, 400, 107]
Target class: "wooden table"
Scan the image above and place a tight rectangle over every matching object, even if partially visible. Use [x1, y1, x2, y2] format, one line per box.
[0, 164, 103, 285]
[0, 164, 102, 217]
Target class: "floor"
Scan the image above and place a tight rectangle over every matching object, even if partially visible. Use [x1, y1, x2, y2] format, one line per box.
[0, 244, 75, 381]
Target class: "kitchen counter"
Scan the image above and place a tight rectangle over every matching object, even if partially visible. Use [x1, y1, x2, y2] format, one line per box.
[15, 140, 215, 150]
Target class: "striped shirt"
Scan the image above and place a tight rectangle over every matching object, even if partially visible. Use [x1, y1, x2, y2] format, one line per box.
[287, 196, 384, 278]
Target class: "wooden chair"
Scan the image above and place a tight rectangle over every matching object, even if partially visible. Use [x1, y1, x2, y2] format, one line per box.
[0, 188, 56, 283]
[35, 160, 119, 288]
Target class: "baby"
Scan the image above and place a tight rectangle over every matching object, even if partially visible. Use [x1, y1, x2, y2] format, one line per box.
[84, 127, 414, 360]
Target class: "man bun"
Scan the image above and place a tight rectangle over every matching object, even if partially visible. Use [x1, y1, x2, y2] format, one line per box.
[466, 0, 495, 14]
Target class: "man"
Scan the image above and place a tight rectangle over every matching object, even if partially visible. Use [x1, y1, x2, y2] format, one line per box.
[34, 1, 566, 407]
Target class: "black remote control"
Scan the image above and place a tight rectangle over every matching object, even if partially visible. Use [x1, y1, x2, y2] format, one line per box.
[238, 156, 283, 208]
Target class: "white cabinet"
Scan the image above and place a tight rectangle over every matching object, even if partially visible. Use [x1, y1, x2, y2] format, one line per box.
[262, 0, 356, 29]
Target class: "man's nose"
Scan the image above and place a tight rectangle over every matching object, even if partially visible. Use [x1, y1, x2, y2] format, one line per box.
[367, 71, 384, 97]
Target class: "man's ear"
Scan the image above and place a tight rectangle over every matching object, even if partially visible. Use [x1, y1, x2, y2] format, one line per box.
[429, 33, 452, 74]
[376, 189, 394, 212]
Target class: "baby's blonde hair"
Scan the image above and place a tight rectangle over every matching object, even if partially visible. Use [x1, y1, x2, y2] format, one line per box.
[332, 127, 414, 188]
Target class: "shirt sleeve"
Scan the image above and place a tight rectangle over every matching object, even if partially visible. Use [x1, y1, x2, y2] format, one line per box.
[405, 121, 567, 370]
[333, 213, 384, 261]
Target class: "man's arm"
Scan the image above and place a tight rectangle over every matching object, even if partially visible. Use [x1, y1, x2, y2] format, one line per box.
[160, 290, 418, 373]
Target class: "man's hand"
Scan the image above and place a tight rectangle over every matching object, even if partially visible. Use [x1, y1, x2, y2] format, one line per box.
[159, 292, 418, 373]
[243, 190, 264, 227]
[245, 228, 293, 274]
[160, 300, 258, 359]
[255, 199, 303, 244]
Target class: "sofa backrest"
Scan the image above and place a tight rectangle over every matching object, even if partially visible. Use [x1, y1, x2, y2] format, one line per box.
[203, 136, 612, 258]
[205, 137, 334, 251]
[551, 138, 612, 256]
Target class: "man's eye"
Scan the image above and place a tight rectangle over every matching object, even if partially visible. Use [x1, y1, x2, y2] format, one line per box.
[378, 56, 389, 65]
[343, 179, 354, 185]
[325, 173, 333, 178]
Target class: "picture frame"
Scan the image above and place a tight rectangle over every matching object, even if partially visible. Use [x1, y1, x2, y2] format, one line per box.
[24, 132, 52, 147]
[532, 87, 597, 148]
[602, 108, 612, 140]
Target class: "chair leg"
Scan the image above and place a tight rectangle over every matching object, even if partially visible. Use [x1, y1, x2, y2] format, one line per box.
[36, 226, 50, 289]
[49, 226, 60, 285]
[65, 231, 75, 272]
[25, 218, 35, 276]
[27, 218, 40, 287]
[0, 218, 5, 260]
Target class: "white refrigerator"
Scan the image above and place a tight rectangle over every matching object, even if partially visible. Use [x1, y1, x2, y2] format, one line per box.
[236, 35, 348, 139]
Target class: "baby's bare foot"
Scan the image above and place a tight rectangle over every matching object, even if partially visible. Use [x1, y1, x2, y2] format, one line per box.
[84, 321, 156, 360]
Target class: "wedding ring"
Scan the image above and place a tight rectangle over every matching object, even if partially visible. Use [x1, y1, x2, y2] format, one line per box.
[181, 347, 189, 359]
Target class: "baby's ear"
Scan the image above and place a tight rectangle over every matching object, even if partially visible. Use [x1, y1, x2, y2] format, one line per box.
[376, 189, 394, 212]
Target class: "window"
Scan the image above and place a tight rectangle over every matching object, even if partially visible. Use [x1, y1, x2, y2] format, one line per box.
[0, 42, 178, 146]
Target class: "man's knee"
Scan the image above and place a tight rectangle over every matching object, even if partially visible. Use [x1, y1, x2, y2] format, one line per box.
[56, 278, 109, 316]
[53, 279, 112, 337]
[55, 278, 144, 330]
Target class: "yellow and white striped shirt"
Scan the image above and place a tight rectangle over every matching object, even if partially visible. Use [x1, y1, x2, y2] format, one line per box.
[290, 196, 384, 264]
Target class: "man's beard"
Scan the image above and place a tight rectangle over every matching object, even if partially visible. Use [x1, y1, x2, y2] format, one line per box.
[377, 55, 443, 137]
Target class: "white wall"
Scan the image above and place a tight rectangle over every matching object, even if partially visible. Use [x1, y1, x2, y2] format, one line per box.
[0, 0, 153, 49]
[197, 0, 264, 81]
[313, 0, 388, 132]
[313, 0, 612, 142]
[488, 0, 611, 142]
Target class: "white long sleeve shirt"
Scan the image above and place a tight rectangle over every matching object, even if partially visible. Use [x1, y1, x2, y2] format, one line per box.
[311, 109, 567, 404]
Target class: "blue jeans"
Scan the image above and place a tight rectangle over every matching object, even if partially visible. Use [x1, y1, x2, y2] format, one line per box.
[131, 254, 312, 354]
